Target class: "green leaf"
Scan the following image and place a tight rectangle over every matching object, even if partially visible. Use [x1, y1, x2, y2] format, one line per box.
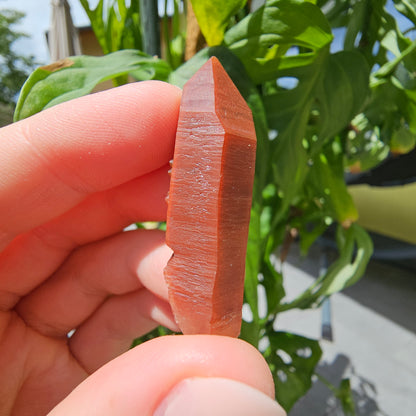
[80, 0, 108, 53]
[306, 140, 359, 226]
[393, 0, 416, 25]
[265, 331, 322, 412]
[168, 47, 209, 88]
[337, 379, 357, 415]
[262, 261, 285, 317]
[374, 40, 416, 79]
[245, 201, 261, 326]
[14, 50, 171, 121]
[316, 374, 357, 416]
[342, 0, 367, 51]
[240, 319, 261, 347]
[262, 49, 369, 209]
[320, 0, 352, 28]
[224, 0, 333, 83]
[191, 0, 247, 46]
[344, 112, 390, 172]
[298, 218, 329, 255]
[314, 51, 370, 142]
[220, 1, 335, 217]
[80, 0, 142, 54]
[390, 124, 416, 154]
[279, 224, 373, 311]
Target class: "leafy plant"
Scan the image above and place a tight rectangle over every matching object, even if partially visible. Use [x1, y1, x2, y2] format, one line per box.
[0, 9, 36, 107]
[14, 0, 416, 412]
[79, 0, 143, 54]
[14, 50, 170, 121]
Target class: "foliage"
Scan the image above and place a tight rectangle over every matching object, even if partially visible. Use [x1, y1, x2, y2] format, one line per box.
[162, 0, 186, 69]
[0, 9, 36, 106]
[14, 0, 416, 412]
[319, 0, 416, 169]
[191, 0, 247, 46]
[14, 50, 170, 121]
[317, 373, 357, 415]
[264, 331, 323, 410]
[79, 0, 142, 54]
[0, 103, 14, 127]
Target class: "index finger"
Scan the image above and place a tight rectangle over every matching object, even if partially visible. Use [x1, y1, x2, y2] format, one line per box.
[0, 81, 181, 249]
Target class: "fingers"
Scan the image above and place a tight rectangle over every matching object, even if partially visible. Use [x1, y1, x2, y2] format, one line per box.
[68, 290, 178, 373]
[0, 81, 181, 249]
[48, 335, 283, 416]
[16, 229, 173, 337]
[0, 166, 170, 308]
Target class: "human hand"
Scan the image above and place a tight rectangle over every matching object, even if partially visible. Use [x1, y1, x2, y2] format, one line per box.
[0, 81, 285, 415]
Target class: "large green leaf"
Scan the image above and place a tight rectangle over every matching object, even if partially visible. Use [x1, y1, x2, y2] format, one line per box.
[14, 50, 171, 121]
[262, 49, 369, 208]
[320, 0, 416, 169]
[191, 0, 247, 46]
[265, 331, 322, 412]
[264, 51, 369, 144]
[314, 51, 370, 142]
[224, 0, 333, 83]
[221, 1, 347, 217]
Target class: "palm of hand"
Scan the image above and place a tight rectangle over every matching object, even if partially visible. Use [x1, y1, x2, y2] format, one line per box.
[1, 310, 86, 414]
[0, 82, 180, 415]
[1, 218, 175, 415]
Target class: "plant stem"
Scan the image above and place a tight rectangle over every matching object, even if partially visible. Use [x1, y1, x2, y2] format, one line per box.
[139, 0, 161, 57]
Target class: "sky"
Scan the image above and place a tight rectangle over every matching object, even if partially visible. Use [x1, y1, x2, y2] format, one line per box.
[1, 0, 414, 65]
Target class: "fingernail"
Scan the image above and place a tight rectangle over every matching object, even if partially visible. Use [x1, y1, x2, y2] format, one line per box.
[154, 377, 286, 416]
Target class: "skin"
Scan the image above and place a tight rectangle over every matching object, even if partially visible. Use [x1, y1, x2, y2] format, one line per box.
[0, 81, 283, 416]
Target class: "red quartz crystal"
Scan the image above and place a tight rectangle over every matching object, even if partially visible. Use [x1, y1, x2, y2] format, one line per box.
[164, 57, 257, 337]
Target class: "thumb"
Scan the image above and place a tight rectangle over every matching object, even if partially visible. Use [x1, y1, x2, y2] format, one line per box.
[48, 335, 285, 416]
[154, 377, 285, 416]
